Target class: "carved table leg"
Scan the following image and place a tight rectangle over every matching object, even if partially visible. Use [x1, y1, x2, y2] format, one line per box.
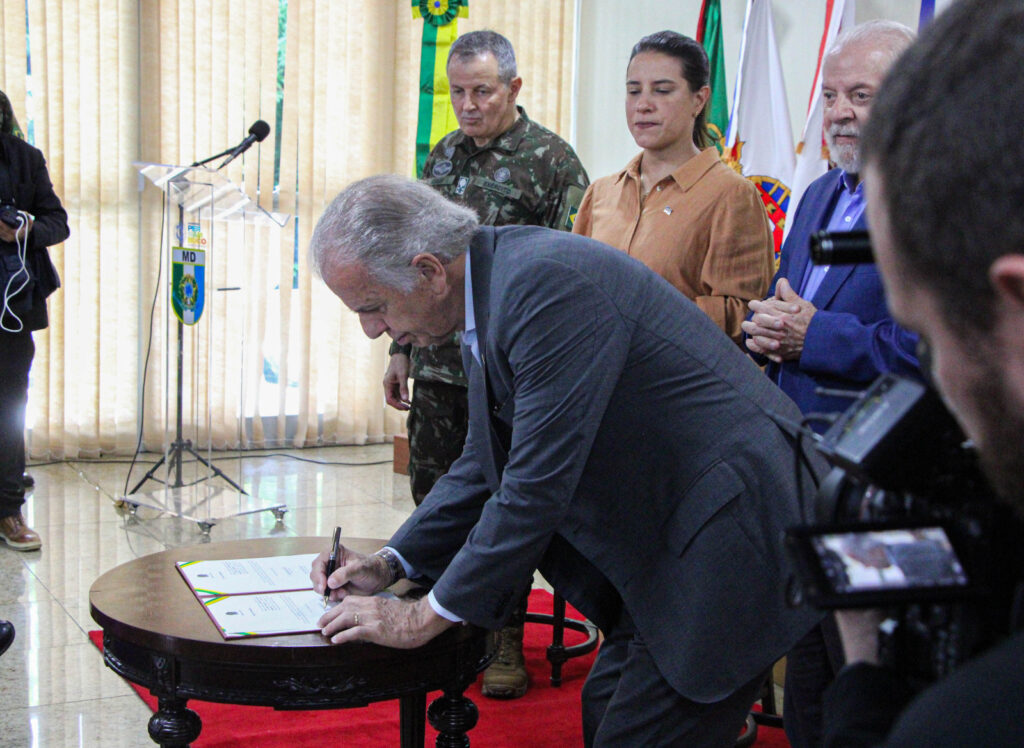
[399, 691, 427, 748]
[147, 696, 201, 747]
[427, 690, 479, 748]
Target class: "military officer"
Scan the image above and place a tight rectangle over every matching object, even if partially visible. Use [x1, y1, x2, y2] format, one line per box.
[384, 29, 589, 700]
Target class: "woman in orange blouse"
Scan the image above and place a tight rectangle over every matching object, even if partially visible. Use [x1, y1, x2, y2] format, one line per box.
[573, 30, 773, 345]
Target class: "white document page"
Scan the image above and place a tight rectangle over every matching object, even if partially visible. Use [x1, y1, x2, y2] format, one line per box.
[202, 589, 331, 639]
[176, 553, 319, 597]
[176, 553, 400, 639]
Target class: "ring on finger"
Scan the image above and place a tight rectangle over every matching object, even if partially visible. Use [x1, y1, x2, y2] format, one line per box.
[353, 612, 360, 626]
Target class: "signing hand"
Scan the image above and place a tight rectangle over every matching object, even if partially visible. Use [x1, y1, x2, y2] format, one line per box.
[383, 352, 412, 411]
[318, 594, 455, 647]
[742, 278, 817, 363]
[310, 545, 391, 602]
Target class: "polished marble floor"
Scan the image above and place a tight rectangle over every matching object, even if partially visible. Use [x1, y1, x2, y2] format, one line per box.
[0, 446, 786, 747]
[0, 444, 422, 748]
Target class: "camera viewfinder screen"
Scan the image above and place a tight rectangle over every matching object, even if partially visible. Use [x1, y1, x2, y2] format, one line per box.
[811, 527, 968, 592]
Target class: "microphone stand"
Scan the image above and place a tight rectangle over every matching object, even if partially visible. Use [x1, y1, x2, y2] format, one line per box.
[129, 155, 247, 499]
[190, 149, 235, 168]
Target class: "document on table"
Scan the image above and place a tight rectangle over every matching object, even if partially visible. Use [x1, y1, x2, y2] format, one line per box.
[176, 553, 397, 639]
[176, 553, 326, 639]
[200, 588, 331, 639]
[176, 554, 319, 596]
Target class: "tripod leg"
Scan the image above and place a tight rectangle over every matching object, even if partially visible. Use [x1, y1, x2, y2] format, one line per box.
[128, 453, 169, 496]
[184, 445, 248, 494]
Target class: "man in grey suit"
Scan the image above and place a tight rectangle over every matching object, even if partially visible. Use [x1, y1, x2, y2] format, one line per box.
[309, 174, 823, 746]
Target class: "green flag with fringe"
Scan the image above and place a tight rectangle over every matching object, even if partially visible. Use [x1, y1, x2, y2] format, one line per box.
[412, 0, 469, 176]
[697, 0, 728, 151]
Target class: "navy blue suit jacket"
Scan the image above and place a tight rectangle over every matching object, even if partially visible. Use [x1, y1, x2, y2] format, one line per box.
[390, 226, 824, 702]
[748, 169, 920, 429]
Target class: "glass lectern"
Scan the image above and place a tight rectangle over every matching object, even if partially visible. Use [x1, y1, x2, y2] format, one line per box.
[125, 162, 290, 533]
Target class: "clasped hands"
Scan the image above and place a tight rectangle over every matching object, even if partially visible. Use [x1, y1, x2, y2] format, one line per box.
[742, 278, 817, 363]
[310, 545, 452, 647]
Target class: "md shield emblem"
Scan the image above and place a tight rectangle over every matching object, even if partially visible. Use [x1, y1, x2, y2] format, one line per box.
[171, 247, 205, 325]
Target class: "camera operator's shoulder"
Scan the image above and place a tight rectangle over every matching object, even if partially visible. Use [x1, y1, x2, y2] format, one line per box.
[886, 631, 1024, 747]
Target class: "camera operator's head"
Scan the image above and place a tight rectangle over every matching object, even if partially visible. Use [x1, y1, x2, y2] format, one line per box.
[863, 0, 1024, 511]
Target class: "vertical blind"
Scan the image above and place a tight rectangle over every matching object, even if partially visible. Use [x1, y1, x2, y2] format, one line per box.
[0, 0, 577, 458]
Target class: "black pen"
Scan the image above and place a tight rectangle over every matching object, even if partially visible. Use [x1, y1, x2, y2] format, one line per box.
[324, 526, 342, 609]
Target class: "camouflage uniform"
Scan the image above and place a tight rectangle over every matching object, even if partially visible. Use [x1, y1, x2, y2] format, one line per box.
[393, 106, 589, 503]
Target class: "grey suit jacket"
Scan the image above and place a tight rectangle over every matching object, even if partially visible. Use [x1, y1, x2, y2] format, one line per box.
[389, 225, 823, 702]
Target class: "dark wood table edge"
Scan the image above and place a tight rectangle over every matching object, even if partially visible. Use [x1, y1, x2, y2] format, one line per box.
[88, 537, 494, 748]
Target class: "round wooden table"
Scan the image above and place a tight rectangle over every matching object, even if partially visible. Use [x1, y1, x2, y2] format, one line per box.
[89, 536, 493, 748]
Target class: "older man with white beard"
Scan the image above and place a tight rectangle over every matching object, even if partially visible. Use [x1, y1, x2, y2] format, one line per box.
[740, 19, 921, 748]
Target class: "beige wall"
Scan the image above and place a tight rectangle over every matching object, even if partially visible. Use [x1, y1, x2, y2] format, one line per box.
[574, 0, 921, 180]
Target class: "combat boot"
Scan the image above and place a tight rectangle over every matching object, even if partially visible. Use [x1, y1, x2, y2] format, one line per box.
[481, 624, 528, 699]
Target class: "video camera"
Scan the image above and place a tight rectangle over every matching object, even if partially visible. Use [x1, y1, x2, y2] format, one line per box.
[783, 230, 1024, 683]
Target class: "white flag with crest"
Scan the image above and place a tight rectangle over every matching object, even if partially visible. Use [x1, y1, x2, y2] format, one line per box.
[723, 0, 795, 262]
[784, 0, 857, 243]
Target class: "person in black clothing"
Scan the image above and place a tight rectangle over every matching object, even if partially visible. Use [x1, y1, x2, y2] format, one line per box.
[0, 89, 68, 552]
[824, 1, 1024, 744]
[0, 619, 12, 656]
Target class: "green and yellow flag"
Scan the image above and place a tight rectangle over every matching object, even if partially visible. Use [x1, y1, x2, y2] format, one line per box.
[412, 0, 469, 176]
[696, 0, 728, 151]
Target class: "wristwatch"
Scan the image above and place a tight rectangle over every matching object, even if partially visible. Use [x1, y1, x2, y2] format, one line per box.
[374, 547, 406, 586]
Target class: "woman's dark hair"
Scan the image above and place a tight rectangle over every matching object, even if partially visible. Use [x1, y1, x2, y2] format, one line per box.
[629, 31, 711, 149]
[0, 90, 24, 139]
[0, 91, 12, 135]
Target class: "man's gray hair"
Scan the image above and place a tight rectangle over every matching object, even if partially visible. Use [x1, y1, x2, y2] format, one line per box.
[827, 19, 916, 68]
[309, 174, 479, 291]
[448, 30, 517, 84]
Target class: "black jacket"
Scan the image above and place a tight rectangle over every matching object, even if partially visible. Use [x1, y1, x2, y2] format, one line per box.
[0, 132, 68, 332]
[824, 631, 1024, 747]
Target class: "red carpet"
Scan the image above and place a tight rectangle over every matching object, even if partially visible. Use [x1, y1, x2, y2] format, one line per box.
[90, 589, 789, 747]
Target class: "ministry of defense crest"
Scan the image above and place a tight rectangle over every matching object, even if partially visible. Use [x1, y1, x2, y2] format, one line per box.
[171, 248, 206, 325]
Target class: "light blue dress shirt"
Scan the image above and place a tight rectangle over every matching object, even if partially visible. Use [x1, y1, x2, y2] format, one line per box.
[798, 171, 867, 302]
[385, 252, 476, 624]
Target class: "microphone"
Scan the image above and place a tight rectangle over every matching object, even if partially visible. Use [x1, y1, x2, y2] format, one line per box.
[217, 120, 271, 169]
[810, 230, 873, 265]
